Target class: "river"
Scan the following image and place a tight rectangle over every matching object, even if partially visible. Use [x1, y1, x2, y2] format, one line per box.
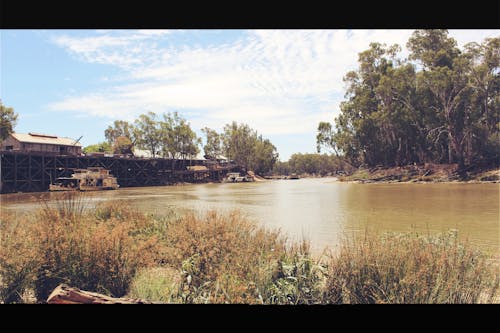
[1, 178, 498, 255]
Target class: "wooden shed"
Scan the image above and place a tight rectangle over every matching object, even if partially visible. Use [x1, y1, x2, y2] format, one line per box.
[1, 132, 82, 156]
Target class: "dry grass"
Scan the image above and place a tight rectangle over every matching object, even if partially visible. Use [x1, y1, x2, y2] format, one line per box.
[323, 230, 499, 304]
[158, 211, 289, 303]
[0, 212, 40, 303]
[127, 211, 325, 304]
[0, 194, 160, 303]
[1, 195, 498, 304]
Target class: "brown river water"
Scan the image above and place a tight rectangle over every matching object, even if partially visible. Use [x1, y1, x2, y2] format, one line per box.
[1, 178, 498, 255]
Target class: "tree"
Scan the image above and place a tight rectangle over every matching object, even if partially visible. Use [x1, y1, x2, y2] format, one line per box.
[221, 121, 278, 174]
[134, 112, 161, 158]
[316, 122, 336, 154]
[83, 142, 112, 154]
[104, 120, 136, 145]
[252, 136, 278, 175]
[407, 29, 459, 69]
[160, 112, 200, 159]
[201, 127, 222, 160]
[222, 121, 256, 169]
[0, 101, 18, 143]
[285, 153, 347, 176]
[321, 43, 401, 167]
[462, 37, 500, 164]
[319, 30, 499, 171]
[408, 29, 469, 168]
[113, 136, 133, 155]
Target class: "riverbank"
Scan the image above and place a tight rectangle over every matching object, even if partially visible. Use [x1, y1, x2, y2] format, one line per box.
[338, 164, 500, 184]
[1, 196, 498, 304]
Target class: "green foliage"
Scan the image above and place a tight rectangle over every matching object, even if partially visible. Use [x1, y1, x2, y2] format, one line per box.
[202, 127, 222, 160]
[83, 141, 112, 154]
[316, 122, 335, 154]
[0, 100, 18, 143]
[160, 112, 200, 159]
[221, 121, 278, 174]
[105, 120, 136, 145]
[280, 153, 350, 176]
[106, 112, 201, 160]
[113, 136, 133, 154]
[324, 231, 499, 304]
[128, 267, 180, 303]
[264, 242, 326, 304]
[134, 112, 162, 158]
[102, 117, 276, 172]
[318, 31, 500, 170]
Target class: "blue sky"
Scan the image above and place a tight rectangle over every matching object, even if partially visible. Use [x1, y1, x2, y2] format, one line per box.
[1, 29, 498, 160]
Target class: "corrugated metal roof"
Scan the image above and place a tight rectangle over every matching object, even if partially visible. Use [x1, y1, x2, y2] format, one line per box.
[11, 133, 82, 146]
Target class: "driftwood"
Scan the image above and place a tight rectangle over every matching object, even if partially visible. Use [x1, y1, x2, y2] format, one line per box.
[47, 284, 152, 304]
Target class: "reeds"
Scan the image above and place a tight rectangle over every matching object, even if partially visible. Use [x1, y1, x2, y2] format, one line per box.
[1, 194, 159, 302]
[0, 196, 498, 304]
[323, 230, 499, 304]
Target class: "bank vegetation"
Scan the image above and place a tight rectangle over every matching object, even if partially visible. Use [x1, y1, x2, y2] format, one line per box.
[1, 194, 497, 304]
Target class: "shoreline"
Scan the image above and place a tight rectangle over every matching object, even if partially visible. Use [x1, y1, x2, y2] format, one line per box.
[334, 165, 500, 185]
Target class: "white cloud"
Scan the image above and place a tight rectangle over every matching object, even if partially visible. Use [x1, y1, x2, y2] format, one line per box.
[51, 30, 171, 69]
[449, 29, 499, 47]
[48, 29, 499, 157]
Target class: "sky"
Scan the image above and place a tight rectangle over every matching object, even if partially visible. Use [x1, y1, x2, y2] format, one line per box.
[1, 29, 498, 160]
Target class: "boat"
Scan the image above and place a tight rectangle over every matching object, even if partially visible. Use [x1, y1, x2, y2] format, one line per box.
[49, 167, 120, 191]
[287, 173, 300, 179]
[223, 172, 255, 183]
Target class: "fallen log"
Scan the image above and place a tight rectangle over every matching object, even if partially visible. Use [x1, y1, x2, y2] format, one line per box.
[46, 284, 152, 304]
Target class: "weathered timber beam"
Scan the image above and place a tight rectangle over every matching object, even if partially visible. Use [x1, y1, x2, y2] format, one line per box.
[47, 284, 152, 304]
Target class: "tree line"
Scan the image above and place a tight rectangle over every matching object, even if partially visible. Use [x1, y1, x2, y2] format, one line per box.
[85, 112, 279, 175]
[273, 153, 353, 176]
[317, 30, 499, 170]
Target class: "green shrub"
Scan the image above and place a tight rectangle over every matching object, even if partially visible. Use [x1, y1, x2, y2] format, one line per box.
[128, 267, 181, 303]
[323, 230, 499, 304]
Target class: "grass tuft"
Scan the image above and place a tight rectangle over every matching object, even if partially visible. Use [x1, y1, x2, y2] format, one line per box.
[1, 197, 497, 304]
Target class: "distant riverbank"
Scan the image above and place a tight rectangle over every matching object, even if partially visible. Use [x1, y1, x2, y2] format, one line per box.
[337, 164, 500, 184]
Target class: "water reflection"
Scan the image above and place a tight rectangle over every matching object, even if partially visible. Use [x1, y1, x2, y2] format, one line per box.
[1, 179, 498, 255]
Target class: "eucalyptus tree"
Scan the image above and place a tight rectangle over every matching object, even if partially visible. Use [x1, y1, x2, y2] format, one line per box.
[104, 120, 136, 145]
[202, 127, 222, 160]
[160, 112, 200, 160]
[134, 112, 162, 158]
[408, 29, 471, 168]
[221, 121, 278, 174]
[318, 30, 499, 170]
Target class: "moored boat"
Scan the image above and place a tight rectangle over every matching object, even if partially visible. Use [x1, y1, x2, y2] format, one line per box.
[223, 172, 255, 183]
[49, 167, 119, 191]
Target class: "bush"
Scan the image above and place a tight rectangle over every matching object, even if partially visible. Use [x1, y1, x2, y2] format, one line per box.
[0, 195, 160, 303]
[128, 267, 181, 303]
[32, 200, 158, 301]
[263, 241, 326, 304]
[2, 196, 497, 304]
[323, 230, 499, 304]
[157, 211, 288, 303]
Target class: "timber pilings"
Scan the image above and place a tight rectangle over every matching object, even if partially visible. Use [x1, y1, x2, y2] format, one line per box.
[0, 151, 241, 193]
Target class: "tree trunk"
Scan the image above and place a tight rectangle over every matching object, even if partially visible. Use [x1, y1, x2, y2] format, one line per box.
[46, 284, 152, 304]
[448, 135, 453, 164]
